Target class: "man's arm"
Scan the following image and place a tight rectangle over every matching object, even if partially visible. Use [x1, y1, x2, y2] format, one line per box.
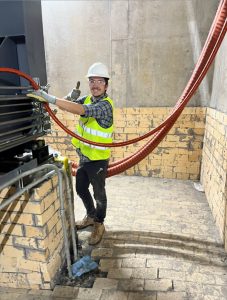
[27, 89, 85, 115]
[56, 98, 85, 115]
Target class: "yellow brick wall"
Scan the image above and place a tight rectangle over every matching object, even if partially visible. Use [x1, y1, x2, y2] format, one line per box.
[0, 175, 70, 289]
[201, 108, 227, 247]
[45, 107, 206, 180]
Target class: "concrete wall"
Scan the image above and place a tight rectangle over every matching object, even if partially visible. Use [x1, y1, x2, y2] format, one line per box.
[201, 34, 227, 248]
[210, 36, 227, 113]
[41, 0, 218, 108]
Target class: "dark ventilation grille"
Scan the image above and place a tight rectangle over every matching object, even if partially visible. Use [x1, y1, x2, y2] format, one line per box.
[0, 93, 50, 153]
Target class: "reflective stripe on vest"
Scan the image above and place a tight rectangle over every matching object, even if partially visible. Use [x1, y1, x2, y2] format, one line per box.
[71, 95, 114, 160]
[75, 131, 109, 150]
[78, 120, 112, 139]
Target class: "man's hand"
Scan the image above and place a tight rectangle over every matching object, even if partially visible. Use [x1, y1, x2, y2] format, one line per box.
[27, 89, 56, 104]
[64, 81, 81, 101]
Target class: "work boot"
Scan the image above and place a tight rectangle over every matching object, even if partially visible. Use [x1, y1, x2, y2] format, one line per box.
[75, 215, 94, 229]
[88, 222, 105, 245]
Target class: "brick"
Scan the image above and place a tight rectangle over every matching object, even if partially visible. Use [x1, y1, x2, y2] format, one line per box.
[32, 179, 53, 200]
[157, 292, 188, 300]
[46, 211, 59, 233]
[25, 226, 47, 238]
[145, 279, 173, 292]
[100, 290, 128, 300]
[122, 258, 146, 268]
[45, 250, 62, 278]
[25, 249, 47, 262]
[159, 269, 186, 281]
[108, 268, 133, 279]
[0, 256, 17, 272]
[42, 203, 57, 225]
[0, 187, 15, 199]
[34, 203, 56, 226]
[52, 285, 78, 298]
[77, 287, 102, 299]
[93, 278, 118, 290]
[0, 273, 28, 288]
[0, 211, 11, 223]
[9, 200, 42, 215]
[118, 279, 144, 291]
[131, 268, 157, 279]
[186, 272, 216, 284]
[10, 212, 33, 226]
[0, 223, 24, 236]
[26, 272, 43, 284]
[42, 189, 58, 210]
[0, 287, 28, 294]
[1, 245, 24, 258]
[28, 289, 53, 295]
[51, 175, 59, 188]
[99, 258, 122, 271]
[55, 219, 63, 233]
[17, 258, 41, 272]
[128, 292, 156, 300]
[13, 237, 37, 249]
[0, 234, 13, 246]
[38, 230, 62, 255]
[40, 271, 51, 282]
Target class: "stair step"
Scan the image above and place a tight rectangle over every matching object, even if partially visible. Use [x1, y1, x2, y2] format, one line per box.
[107, 267, 157, 279]
[92, 277, 173, 293]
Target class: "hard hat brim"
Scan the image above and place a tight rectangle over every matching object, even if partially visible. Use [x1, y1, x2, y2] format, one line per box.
[86, 73, 110, 79]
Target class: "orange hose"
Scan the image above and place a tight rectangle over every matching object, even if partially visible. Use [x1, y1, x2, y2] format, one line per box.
[0, 0, 226, 177]
[108, 0, 226, 176]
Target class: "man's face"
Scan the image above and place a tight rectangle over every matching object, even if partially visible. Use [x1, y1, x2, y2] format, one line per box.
[89, 77, 107, 97]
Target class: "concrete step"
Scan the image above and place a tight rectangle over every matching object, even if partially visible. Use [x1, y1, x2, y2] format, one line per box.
[91, 232, 227, 268]
[50, 285, 188, 300]
[0, 287, 188, 300]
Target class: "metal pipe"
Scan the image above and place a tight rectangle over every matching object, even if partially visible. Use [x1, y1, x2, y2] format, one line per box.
[0, 163, 73, 278]
[0, 115, 41, 126]
[0, 124, 40, 137]
[0, 95, 32, 101]
[0, 86, 32, 90]
[62, 170, 78, 261]
[0, 170, 55, 210]
[0, 109, 34, 115]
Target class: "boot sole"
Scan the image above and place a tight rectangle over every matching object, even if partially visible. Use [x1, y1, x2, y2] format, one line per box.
[76, 223, 94, 230]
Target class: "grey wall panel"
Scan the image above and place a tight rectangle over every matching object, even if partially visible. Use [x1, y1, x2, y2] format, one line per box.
[0, 0, 47, 86]
[41, 0, 223, 109]
[210, 36, 227, 113]
[0, 1, 24, 36]
[23, 1, 47, 85]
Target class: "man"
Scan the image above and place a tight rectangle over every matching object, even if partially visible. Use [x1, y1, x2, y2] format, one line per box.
[27, 62, 114, 245]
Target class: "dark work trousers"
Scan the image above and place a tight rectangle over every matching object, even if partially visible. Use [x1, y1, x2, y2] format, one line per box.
[76, 160, 108, 223]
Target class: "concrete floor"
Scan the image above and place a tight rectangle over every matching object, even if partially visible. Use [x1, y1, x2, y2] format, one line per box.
[1, 175, 227, 299]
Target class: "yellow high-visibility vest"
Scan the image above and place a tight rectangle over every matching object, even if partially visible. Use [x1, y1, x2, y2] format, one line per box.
[71, 95, 114, 160]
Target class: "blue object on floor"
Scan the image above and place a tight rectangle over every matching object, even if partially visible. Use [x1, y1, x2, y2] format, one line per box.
[71, 255, 98, 277]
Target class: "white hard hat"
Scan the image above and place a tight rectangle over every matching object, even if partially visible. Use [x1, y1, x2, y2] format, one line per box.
[86, 62, 110, 79]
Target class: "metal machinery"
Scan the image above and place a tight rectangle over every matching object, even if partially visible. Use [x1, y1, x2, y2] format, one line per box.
[0, 1, 52, 185]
